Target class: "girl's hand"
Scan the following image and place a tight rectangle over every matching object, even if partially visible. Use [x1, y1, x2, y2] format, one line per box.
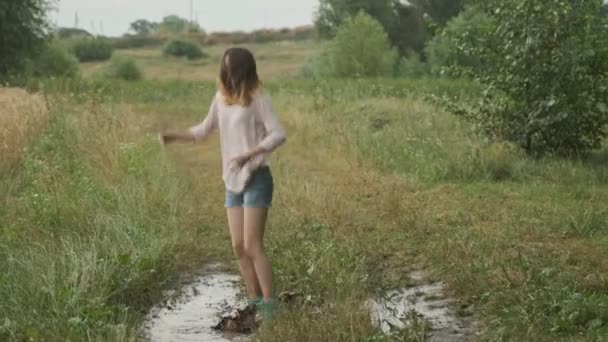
[230, 153, 251, 169]
[158, 131, 194, 145]
[159, 133, 174, 145]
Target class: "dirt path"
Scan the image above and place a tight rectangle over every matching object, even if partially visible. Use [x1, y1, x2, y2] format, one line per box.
[144, 106, 476, 340]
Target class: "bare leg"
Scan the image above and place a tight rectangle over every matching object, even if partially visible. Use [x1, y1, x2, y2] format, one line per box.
[227, 207, 262, 300]
[244, 207, 273, 301]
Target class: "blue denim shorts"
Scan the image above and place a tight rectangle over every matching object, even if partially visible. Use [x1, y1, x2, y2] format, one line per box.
[225, 167, 274, 208]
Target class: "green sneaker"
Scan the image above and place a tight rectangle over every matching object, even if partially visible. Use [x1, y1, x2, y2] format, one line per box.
[260, 298, 278, 322]
[247, 296, 263, 309]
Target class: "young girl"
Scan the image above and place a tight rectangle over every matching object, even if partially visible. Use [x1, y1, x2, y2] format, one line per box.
[160, 47, 286, 321]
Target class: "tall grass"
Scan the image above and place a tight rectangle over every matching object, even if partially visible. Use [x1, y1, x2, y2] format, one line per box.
[0, 88, 47, 173]
[2, 76, 607, 341]
[268, 79, 608, 340]
[0, 84, 224, 340]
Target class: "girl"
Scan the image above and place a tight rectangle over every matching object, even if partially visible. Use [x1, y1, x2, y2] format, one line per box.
[160, 47, 286, 321]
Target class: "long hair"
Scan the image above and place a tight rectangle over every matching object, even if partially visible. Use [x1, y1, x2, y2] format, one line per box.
[219, 47, 261, 106]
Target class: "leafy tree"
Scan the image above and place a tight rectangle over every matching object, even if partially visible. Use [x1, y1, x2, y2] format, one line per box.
[129, 19, 158, 36]
[409, 0, 465, 26]
[315, 0, 428, 56]
[391, 3, 429, 57]
[425, 6, 494, 75]
[0, 0, 51, 79]
[159, 15, 189, 33]
[315, 0, 395, 38]
[449, 0, 608, 155]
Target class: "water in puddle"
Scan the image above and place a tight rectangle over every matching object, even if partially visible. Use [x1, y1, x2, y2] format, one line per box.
[142, 267, 471, 341]
[142, 272, 252, 342]
[367, 271, 472, 341]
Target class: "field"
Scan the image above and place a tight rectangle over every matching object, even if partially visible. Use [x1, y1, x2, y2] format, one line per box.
[80, 41, 322, 81]
[1, 41, 607, 341]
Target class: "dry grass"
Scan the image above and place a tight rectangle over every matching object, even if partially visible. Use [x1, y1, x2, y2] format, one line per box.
[0, 88, 47, 171]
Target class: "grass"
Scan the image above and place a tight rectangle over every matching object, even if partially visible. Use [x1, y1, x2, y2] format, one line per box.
[264, 80, 608, 340]
[0, 41, 607, 341]
[0, 88, 47, 172]
[81, 40, 324, 81]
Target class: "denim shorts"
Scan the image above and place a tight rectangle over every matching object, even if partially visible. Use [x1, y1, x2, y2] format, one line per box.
[225, 167, 274, 208]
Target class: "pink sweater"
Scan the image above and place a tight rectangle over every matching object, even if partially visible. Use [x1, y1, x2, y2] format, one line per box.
[189, 91, 286, 193]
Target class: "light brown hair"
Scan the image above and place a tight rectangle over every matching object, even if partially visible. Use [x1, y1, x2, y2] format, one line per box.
[219, 47, 261, 106]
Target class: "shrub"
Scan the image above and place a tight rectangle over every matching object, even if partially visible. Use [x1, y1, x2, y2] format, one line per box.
[111, 34, 167, 49]
[163, 40, 206, 60]
[205, 31, 249, 45]
[71, 38, 113, 62]
[204, 27, 315, 45]
[104, 56, 143, 81]
[449, 0, 608, 155]
[397, 52, 430, 78]
[300, 52, 333, 79]
[326, 11, 397, 78]
[29, 44, 79, 78]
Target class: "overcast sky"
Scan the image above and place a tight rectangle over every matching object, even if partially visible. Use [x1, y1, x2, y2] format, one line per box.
[51, 0, 319, 37]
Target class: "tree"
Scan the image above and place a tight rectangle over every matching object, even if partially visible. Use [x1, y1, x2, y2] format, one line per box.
[315, 0, 395, 38]
[159, 15, 189, 33]
[425, 6, 494, 75]
[0, 0, 51, 79]
[391, 3, 429, 57]
[450, 0, 608, 155]
[409, 0, 465, 26]
[129, 19, 157, 36]
[315, 0, 428, 56]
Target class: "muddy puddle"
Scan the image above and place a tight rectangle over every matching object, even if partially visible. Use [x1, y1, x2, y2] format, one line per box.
[142, 267, 473, 341]
[367, 271, 474, 341]
[141, 269, 254, 342]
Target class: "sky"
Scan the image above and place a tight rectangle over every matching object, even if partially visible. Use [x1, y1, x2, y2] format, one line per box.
[51, 0, 319, 37]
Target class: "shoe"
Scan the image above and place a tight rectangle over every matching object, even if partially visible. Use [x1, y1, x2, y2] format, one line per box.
[260, 298, 278, 322]
[247, 296, 263, 310]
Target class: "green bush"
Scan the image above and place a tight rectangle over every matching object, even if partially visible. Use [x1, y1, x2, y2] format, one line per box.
[111, 34, 167, 49]
[397, 52, 430, 78]
[29, 44, 79, 78]
[329, 12, 397, 77]
[306, 11, 397, 78]
[71, 38, 113, 62]
[104, 56, 143, 81]
[449, 0, 608, 155]
[300, 51, 333, 79]
[162, 40, 206, 60]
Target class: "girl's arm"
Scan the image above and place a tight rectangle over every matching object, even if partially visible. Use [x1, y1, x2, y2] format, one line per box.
[254, 94, 287, 152]
[160, 96, 219, 145]
[232, 94, 286, 165]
